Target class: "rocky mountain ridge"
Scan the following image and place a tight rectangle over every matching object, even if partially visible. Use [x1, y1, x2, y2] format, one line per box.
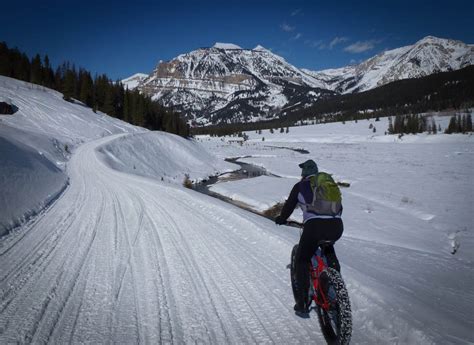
[124, 36, 473, 124]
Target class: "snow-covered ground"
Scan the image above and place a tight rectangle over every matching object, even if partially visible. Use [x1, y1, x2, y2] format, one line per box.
[200, 117, 474, 260]
[198, 117, 474, 343]
[0, 76, 144, 234]
[1, 75, 473, 344]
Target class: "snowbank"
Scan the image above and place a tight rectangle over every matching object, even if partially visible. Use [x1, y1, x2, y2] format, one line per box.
[0, 135, 68, 235]
[97, 131, 238, 185]
[0, 76, 144, 234]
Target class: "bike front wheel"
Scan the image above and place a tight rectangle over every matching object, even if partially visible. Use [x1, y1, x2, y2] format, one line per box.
[290, 244, 299, 303]
[315, 268, 352, 345]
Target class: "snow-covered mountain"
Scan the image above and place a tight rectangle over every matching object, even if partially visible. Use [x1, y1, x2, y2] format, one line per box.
[121, 73, 148, 90]
[303, 36, 474, 93]
[123, 43, 334, 123]
[125, 36, 473, 123]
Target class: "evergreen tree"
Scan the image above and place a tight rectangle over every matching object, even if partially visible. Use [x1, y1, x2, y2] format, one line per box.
[42, 55, 54, 88]
[419, 115, 427, 133]
[30, 54, 43, 85]
[388, 116, 394, 134]
[445, 116, 457, 134]
[62, 64, 76, 101]
[432, 118, 437, 134]
[79, 70, 94, 107]
[461, 114, 467, 133]
[0, 42, 11, 76]
[123, 89, 131, 122]
[16, 52, 31, 81]
[466, 114, 473, 132]
[394, 115, 404, 133]
[102, 85, 116, 116]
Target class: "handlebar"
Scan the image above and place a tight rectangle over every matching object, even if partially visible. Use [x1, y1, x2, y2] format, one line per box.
[285, 220, 303, 228]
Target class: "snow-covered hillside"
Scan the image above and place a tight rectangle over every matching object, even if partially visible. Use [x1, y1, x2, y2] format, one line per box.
[0, 76, 144, 234]
[97, 131, 237, 184]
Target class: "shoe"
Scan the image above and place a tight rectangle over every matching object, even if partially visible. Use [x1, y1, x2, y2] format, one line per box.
[294, 303, 310, 318]
[294, 302, 309, 314]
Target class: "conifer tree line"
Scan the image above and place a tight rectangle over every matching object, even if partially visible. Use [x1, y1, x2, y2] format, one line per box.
[0, 42, 189, 137]
[387, 113, 473, 135]
[387, 114, 435, 134]
[444, 113, 473, 134]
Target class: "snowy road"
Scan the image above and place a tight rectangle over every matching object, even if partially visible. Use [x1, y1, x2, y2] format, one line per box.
[1, 134, 472, 344]
[0, 135, 327, 343]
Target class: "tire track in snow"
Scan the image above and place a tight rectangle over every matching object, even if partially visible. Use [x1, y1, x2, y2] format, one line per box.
[148, 202, 222, 343]
[4, 133, 439, 343]
[140, 186, 321, 344]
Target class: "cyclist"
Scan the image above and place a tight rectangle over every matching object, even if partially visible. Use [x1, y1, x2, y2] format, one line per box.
[275, 159, 343, 314]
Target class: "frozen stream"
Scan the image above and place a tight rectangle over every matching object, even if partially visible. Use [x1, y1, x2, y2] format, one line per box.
[192, 157, 279, 218]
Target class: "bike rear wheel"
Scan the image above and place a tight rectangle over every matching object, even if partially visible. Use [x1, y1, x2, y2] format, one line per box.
[315, 268, 352, 345]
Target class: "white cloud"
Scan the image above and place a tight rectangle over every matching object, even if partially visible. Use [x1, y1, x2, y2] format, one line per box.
[329, 36, 349, 49]
[344, 40, 378, 53]
[305, 39, 324, 49]
[280, 22, 295, 32]
[291, 9, 302, 16]
[292, 33, 302, 40]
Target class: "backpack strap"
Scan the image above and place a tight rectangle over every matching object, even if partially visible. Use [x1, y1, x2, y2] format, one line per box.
[298, 178, 314, 205]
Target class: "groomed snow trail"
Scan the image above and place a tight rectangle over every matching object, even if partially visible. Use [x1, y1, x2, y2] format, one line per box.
[0, 135, 325, 344]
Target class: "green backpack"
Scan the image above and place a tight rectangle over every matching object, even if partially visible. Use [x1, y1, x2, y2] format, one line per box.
[307, 172, 342, 216]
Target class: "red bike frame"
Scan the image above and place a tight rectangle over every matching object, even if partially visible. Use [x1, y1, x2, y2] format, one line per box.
[310, 253, 331, 311]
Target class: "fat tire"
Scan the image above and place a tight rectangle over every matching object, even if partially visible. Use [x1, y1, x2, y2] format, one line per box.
[290, 244, 299, 303]
[316, 268, 352, 345]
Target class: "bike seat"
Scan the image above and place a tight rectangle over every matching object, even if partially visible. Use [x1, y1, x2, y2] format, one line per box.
[317, 240, 335, 248]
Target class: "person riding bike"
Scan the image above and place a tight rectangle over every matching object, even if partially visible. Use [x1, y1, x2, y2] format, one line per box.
[275, 159, 344, 314]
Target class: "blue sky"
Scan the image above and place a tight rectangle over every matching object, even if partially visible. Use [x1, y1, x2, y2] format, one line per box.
[2, 0, 473, 80]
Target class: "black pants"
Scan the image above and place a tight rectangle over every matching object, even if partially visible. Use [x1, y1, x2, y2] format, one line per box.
[295, 218, 343, 304]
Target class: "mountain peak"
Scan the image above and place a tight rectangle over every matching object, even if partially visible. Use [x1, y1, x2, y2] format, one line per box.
[253, 45, 269, 52]
[212, 42, 242, 50]
[121, 73, 148, 90]
[415, 35, 449, 45]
